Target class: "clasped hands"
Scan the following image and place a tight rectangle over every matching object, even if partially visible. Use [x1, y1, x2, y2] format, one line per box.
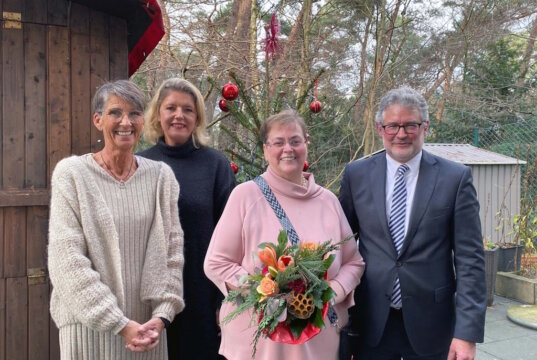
[119, 318, 164, 353]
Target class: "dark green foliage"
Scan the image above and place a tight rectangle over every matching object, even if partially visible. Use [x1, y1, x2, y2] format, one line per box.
[466, 38, 522, 99]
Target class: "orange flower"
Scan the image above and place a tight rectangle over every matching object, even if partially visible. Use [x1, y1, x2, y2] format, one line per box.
[257, 277, 279, 301]
[277, 255, 295, 272]
[258, 245, 278, 268]
[300, 242, 318, 251]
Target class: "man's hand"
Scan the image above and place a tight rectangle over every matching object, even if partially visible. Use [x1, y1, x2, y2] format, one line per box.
[448, 338, 476, 360]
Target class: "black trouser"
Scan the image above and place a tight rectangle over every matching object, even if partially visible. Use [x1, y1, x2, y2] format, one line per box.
[356, 309, 449, 360]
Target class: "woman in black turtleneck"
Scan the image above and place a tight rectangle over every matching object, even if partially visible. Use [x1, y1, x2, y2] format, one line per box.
[138, 78, 235, 360]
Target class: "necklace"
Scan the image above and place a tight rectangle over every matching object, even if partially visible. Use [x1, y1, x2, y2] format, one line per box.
[301, 175, 308, 188]
[100, 152, 135, 189]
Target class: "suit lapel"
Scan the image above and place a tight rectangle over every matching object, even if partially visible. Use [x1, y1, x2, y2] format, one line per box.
[369, 154, 395, 254]
[400, 150, 439, 257]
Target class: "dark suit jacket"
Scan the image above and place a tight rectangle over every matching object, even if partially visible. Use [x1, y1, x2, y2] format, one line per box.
[339, 150, 486, 355]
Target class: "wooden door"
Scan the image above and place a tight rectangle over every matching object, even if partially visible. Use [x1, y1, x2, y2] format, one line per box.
[0, 1, 128, 359]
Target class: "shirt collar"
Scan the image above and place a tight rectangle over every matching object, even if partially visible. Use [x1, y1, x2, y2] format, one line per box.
[386, 151, 422, 178]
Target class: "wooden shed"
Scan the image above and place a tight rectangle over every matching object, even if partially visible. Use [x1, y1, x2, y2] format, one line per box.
[0, 1, 163, 359]
[423, 144, 526, 244]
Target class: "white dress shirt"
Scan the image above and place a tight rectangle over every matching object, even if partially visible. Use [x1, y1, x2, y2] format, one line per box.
[385, 151, 422, 237]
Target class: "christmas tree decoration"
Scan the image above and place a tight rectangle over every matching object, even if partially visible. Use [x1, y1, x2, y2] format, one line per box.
[219, 98, 230, 112]
[310, 78, 322, 113]
[310, 101, 322, 113]
[231, 162, 239, 174]
[230, 152, 239, 174]
[263, 13, 281, 60]
[208, 70, 288, 182]
[303, 161, 309, 171]
[222, 82, 239, 101]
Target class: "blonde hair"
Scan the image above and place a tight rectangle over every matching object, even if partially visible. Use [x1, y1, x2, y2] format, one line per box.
[144, 78, 210, 147]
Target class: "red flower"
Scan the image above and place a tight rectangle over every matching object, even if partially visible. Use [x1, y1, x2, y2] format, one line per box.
[288, 279, 306, 294]
[277, 255, 295, 272]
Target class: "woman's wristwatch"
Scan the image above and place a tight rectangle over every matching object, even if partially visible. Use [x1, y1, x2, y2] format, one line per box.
[159, 317, 171, 329]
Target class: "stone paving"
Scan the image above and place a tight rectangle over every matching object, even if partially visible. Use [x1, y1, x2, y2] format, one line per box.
[477, 295, 537, 360]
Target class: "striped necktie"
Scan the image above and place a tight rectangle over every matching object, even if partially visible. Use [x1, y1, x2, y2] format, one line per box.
[389, 164, 409, 308]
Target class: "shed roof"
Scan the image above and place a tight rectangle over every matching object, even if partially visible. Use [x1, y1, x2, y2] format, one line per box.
[423, 144, 526, 165]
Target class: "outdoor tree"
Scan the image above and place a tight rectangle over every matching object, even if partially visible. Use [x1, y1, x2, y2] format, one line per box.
[133, 0, 537, 193]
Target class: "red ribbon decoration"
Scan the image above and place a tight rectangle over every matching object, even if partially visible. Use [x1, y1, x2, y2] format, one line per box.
[128, 0, 165, 76]
[264, 13, 281, 60]
[268, 302, 328, 344]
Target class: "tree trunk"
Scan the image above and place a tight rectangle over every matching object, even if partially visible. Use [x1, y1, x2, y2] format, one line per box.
[296, 0, 313, 113]
[217, 0, 252, 150]
[249, 0, 260, 106]
[353, 16, 372, 124]
[363, 0, 402, 155]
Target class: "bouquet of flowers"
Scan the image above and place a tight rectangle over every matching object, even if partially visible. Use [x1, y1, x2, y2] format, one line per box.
[222, 230, 349, 358]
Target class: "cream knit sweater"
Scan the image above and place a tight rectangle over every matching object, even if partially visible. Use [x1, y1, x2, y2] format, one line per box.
[48, 155, 185, 359]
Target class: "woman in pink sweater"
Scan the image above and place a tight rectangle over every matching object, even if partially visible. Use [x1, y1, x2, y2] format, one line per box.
[204, 110, 365, 359]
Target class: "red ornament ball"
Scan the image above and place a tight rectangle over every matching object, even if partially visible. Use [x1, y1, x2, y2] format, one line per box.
[230, 161, 239, 174]
[222, 82, 239, 101]
[303, 161, 309, 171]
[310, 100, 322, 113]
[219, 98, 230, 112]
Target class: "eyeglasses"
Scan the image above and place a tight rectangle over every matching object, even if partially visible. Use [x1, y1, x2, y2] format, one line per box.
[100, 109, 144, 124]
[265, 138, 307, 149]
[381, 123, 422, 135]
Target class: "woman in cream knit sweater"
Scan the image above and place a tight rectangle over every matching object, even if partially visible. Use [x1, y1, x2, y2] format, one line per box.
[48, 80, 185, 359]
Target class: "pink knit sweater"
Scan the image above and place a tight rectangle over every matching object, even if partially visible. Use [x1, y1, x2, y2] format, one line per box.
[204, 168, 365, 360]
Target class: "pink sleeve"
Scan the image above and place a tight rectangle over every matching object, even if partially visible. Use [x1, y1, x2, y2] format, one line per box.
[331, 204, 365, 306]
[204, 187, 250, 296]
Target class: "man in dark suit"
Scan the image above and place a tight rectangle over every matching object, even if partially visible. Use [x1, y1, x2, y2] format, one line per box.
[339, 87, 486, 360]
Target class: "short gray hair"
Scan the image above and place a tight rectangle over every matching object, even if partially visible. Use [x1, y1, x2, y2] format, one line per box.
[91, 80, 146, 114]
[375, 86, 429, 124]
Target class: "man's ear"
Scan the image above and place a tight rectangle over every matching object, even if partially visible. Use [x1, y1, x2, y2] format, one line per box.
[375, 122, 383, 137]
[423, 121, 430, 133]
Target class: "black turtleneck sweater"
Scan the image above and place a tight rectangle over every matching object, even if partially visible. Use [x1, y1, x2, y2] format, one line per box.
[138, 138, 236, 359]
